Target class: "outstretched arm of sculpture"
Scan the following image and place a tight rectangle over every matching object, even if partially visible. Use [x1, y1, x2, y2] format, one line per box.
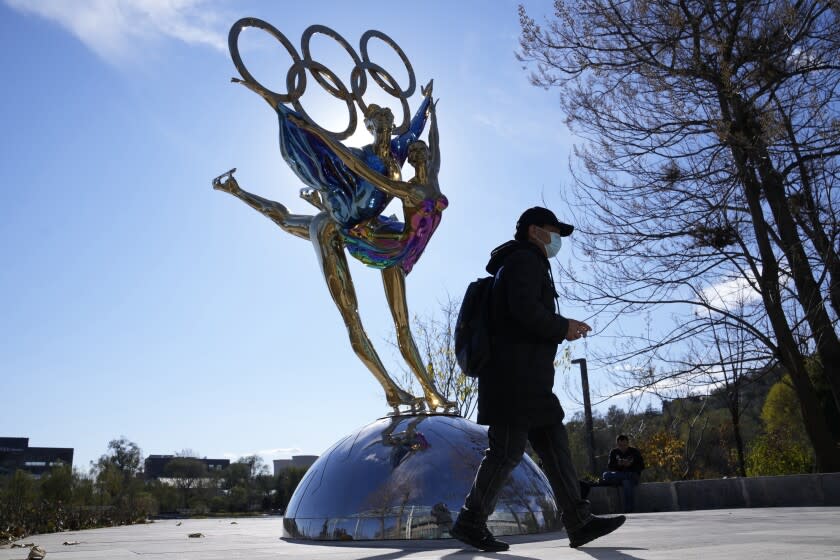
[391, 80, 434, 163]
[428, 100, 441, 179]
[287, 114, 424, 205]
[231, 77, 276, 109]
[211, 170, 312, 241]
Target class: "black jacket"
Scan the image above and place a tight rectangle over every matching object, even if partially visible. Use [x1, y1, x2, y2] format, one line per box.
[476, 240, 570, 427]
[607, 446, 645, 474]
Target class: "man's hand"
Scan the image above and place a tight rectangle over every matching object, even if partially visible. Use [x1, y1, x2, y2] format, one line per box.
[565, 319, 592, 341]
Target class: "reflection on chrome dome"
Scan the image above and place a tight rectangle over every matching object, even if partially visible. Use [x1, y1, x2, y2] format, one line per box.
[283, 413, 560, 540]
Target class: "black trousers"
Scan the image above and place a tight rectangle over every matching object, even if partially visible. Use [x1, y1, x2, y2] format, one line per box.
[462, 422, 592, 532]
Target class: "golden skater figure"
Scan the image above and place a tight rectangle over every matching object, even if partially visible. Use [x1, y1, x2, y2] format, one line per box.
[288, 100, 453, 410]
[213, 100, 455, 413]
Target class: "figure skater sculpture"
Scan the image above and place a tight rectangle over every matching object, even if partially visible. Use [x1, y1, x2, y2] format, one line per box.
[214, 19, 455, 413]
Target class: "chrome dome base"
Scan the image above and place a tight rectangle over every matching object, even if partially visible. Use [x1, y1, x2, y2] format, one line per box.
[282, 413, 561, 540]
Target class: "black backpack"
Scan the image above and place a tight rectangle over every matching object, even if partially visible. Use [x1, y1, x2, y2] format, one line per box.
[454, 275, 496, 378]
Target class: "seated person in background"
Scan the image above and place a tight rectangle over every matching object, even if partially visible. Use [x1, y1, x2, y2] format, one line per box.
[601, 435, 645, 513]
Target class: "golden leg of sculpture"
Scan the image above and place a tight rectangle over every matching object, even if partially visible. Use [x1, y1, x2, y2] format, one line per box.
[214, 177, 312, 240]
[381, 266, 456, 412]
[311, 213, 416, 409]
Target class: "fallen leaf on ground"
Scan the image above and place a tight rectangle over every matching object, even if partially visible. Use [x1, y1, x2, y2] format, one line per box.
[188, 533, 204, 538]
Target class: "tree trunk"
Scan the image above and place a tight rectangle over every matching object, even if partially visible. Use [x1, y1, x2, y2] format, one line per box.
[774, 98, 840, 323]
[723, 96, 840, 471]
[727, 391, 747, 477]
[739, 174, 840, 471]
[732, 418, 747, 478]
[752, 149, 840, 416]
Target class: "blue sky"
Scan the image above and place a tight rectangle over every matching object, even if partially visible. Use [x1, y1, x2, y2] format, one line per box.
[0, 0, 638, 472]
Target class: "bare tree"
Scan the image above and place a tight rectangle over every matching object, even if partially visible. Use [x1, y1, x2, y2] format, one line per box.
[651, 289, 772, 476]
[702, 314, 761, 476]
[656, 395, 711, 479]
[393, 297, 478, 419]
[617, 317, 782, 478]
[519, 0, 840, 470]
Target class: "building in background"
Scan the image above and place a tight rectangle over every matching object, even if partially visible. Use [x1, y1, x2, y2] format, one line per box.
[0, 437, 74, 478]
[273, 455, 318, 475]
[143, 454, 230, 479]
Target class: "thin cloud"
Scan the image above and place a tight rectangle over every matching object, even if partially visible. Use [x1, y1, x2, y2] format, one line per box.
[257, 447, 303, 458]
[600, 360, 732, 401]
[223, 447, 303, 461]
[5, 0, 227, 64]
[699, 274, 761, 313]
[471, 110, 570, 147]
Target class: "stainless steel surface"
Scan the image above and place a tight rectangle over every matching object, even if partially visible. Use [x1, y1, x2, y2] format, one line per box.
[228, 18, 417, 139]
[283, 414, 561, 540]
[220, 18, 454, 413]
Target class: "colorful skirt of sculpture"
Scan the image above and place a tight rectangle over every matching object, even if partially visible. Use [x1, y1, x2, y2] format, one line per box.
[342, 195, 448, 274]
[274, 101, 429, 229]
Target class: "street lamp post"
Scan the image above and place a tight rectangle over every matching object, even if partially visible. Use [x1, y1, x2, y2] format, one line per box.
[571, 357, 597, 475]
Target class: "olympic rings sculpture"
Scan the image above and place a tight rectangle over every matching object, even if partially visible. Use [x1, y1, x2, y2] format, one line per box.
[228, 18, 418, 140]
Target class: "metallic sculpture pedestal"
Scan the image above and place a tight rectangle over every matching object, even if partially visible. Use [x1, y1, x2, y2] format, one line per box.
[282, 413, 561, 540]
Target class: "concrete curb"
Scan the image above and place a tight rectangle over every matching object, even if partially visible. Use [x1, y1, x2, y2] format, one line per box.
[587, 472, 840, 514]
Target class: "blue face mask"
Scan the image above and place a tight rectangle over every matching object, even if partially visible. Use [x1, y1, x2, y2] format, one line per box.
[544, 231, 563, 258]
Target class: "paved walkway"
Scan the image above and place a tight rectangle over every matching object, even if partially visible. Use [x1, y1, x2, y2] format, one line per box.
[2, 508, 838, 559]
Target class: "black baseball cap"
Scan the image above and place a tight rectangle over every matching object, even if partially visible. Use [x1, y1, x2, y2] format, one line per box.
[516, 206, 574, 237]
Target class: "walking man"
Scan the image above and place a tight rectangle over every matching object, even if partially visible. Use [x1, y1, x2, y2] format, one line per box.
[450, 207, 626, 551]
